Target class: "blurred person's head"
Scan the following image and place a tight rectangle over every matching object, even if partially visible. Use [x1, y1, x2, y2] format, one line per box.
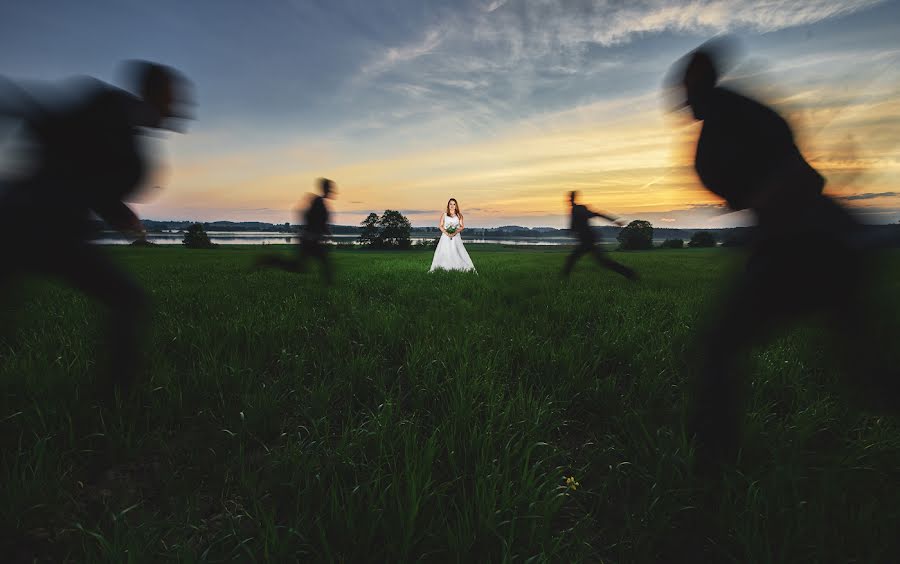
[569, 190, 578, 206]
[119, 60, 193, 129]
[319, 177, 335, 199]
[665, 36, 742, 120]
[682, 50, 718, 117]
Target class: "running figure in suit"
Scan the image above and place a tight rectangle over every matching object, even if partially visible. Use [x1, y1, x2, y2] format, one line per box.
[0, 61, 192, 400]
[562, 190, 636, 280]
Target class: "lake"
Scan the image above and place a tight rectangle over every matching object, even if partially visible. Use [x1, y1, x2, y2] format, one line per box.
[92, 231, 585, 246]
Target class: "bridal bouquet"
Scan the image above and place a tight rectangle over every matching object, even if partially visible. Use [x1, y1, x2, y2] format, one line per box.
[445, 224, 458, 235]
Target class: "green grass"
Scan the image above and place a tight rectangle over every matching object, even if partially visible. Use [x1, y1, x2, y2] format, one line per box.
[1, 245, 899, 562]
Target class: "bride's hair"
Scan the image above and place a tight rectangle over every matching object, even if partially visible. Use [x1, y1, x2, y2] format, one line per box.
[446, 198, 463, 220]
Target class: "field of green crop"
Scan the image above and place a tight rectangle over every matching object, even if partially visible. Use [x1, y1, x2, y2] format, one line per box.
[2, 245, 899, 562]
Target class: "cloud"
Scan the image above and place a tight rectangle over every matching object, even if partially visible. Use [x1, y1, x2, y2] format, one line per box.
[621, 203, 754, 228]
[688, 203, 730, 210]
[838, 191, 899, 201]
[348, 0, 888, 142]
[475, 0, 886, 49]
[846, 205, 900, 223]
[338, 207, 437, 215]
[360, 28, 444, 77]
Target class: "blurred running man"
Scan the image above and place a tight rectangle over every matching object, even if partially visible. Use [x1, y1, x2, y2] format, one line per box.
[256, 178, 336, 285]
[0, 61, 192, 402]
[668, 39, 896, 469]
[562, 190, 636, 280]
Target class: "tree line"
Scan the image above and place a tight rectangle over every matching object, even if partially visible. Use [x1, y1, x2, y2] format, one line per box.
[616, 220, 741, 250]
[167, 216, 900, 251]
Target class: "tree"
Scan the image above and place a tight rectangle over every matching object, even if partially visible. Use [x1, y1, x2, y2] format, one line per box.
[357, 210, 413, 249]
[689, 231, 716, 248]
[617, 220, 653, 250]
[660, 238, 684, 249]
[182, 223, 216, 248]
[359, 212, 382, 247]
[379, 210, 412, 249]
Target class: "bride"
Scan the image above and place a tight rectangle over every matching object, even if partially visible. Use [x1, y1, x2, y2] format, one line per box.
[429, 198, 476, 272]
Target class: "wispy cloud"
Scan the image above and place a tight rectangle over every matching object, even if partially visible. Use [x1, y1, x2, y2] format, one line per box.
[360, 28, 444, 77]
[482, 0, 509, 13]
[838, 191, 899, 201]
[348, 0, 888, 140]
[474, 0, 887, 48]
[846, 205, 900, 222]
[628, 205, 754, 228]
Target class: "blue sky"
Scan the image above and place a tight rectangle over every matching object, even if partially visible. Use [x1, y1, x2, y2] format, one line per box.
[2, 0, 899, 227]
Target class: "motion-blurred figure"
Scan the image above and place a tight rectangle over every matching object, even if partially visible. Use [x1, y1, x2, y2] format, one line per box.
[256, 178, 335, 284]
[668, 40, 895, 468]
[562, 190, 636, 280]
[0, 61, 192, 401]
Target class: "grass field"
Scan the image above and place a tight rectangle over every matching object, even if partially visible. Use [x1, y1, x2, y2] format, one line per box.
[2, 245, 899, 562]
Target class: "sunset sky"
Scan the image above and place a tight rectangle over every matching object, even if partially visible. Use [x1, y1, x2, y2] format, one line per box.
[1, 0, 899, 228]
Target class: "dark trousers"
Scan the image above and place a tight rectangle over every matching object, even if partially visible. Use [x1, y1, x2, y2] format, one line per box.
[257, 238, 333, 284]
[1, 238, 148, 395]
[563, 240, 635, 279]
[689, 197, 897, 464]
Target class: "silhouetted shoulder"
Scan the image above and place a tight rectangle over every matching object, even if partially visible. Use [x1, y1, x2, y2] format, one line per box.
[695, 86, 816, 211]
[705, 87, 790, 137]
[303, 195, 329, 235]
[309, 194, 326, 212]
[8, 79, 146, 208]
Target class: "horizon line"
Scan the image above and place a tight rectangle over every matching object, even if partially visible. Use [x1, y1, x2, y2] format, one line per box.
[134, 218, 763, 231]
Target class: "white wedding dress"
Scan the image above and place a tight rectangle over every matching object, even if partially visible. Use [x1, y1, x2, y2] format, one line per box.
[429, 214, 476, 272]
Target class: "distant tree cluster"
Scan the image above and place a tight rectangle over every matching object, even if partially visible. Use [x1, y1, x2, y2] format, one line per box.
[617, 220, 654, 250]
[182, 223, 217, 249]
[689, 231, 717, 248]
[660, 238, 684, 249]
[359, 210, 412, 249]
[613, 221, 725, 250]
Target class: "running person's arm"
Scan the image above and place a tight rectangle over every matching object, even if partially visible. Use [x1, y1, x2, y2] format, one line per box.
[590, 207, 626, 226]
[93, 200, 146, 239]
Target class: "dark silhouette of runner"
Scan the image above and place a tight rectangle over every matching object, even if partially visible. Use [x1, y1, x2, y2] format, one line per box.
[669, 40, 896, 469]
[0, 61, 192, 402]
[562, 191, 637, 280]
[256, 178, 336, 284]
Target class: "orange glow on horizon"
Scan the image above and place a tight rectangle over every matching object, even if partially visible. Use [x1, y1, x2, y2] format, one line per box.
[140, 77, 900, 227]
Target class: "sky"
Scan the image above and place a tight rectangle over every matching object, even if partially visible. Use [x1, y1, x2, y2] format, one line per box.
[1, 0, 899, 228]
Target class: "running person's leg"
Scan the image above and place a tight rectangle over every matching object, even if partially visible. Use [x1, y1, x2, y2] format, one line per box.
[313, 241, 333, 285]
[49, 244, 149, 397]
[592, 246, 637, 280]
[562, 243, 590, 277]
[689, 242, 784, 469]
